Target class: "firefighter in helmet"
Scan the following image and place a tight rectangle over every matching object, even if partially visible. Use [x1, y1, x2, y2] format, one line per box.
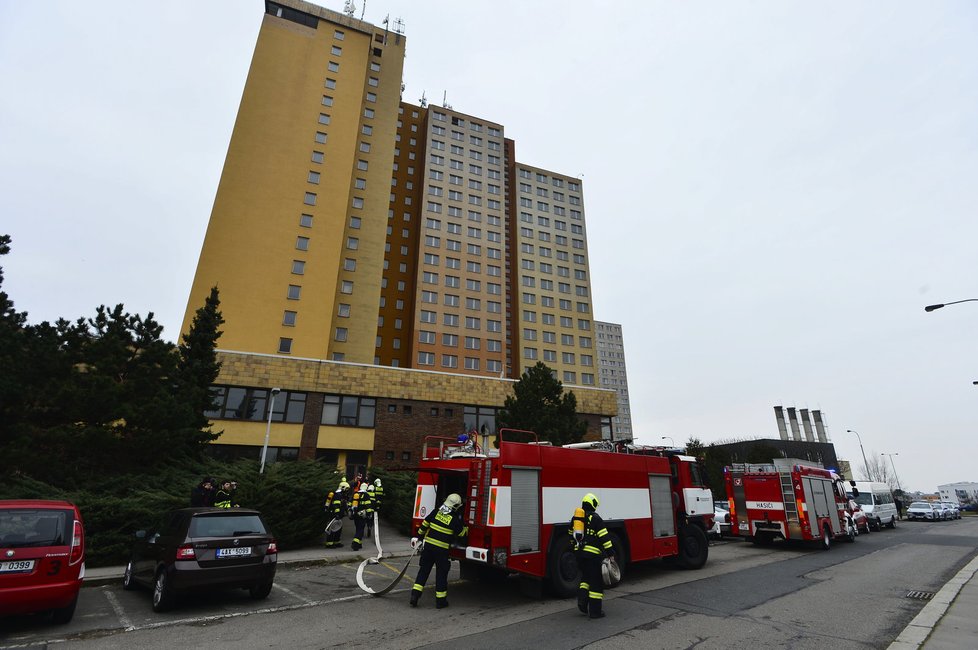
[350, 482, 374, 551]
[372, 477, 384, 511]
[410, 493, 467, 609]
[569, 492, 614, 618]
[323, 478, 350, 548]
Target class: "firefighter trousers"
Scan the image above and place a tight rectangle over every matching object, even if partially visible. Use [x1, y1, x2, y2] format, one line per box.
[413, 546, 450, 601]
[577, 552, 604, 617]
[325, 517, 343, 547]
[352, 514, 368, 548]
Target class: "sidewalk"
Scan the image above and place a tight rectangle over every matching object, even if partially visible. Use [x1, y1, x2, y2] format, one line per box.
[82, 520, 415, 588]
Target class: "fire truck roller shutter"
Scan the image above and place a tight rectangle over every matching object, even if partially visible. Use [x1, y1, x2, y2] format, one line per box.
[510, 469, 540, 553]
[649, 475, 675, 537]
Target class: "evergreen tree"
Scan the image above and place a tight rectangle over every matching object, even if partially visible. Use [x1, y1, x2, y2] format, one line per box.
[496, 361, 587, 446]
[179, 286, 224, 429]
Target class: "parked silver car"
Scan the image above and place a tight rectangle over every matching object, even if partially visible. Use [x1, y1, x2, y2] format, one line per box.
[940, 502, 960, 519]
[906, 502, 936, 521]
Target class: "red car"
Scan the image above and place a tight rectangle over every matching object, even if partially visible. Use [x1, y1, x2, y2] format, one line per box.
[0, 500, 85, 623]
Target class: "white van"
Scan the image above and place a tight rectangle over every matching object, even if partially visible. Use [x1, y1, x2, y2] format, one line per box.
[852, 482, 898, 530]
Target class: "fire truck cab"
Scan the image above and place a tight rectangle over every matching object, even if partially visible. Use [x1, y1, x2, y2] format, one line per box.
[412, 430, 715, 597]
[725, 463, 853, 549]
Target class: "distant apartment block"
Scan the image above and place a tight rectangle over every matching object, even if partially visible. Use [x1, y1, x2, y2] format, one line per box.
[595, 321, 632, 440]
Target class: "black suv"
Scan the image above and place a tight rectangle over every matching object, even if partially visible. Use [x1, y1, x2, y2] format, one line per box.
[123, 508, 277, 612]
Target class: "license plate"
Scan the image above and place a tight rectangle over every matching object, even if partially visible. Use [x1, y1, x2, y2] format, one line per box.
[0, 560, 35, 573]
[216, 547, 251, 558]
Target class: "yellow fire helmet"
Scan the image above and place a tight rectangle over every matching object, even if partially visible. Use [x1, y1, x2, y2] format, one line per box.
[582, 493, 599, 510]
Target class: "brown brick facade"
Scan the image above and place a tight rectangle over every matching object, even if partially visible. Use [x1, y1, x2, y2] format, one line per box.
[212, 350, 617, 467]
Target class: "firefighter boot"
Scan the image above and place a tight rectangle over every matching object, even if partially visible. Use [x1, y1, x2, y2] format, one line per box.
[577, 589, 588, 614]
[436, 597, 449, 609]
[409, 589, 421, 608]
[588, 598, 605, 619]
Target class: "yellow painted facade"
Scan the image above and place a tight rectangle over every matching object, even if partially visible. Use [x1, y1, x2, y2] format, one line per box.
[183, 2, 405, 363]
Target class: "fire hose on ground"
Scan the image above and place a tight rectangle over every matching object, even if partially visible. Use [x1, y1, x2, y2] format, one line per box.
[355, 511, 419, 596]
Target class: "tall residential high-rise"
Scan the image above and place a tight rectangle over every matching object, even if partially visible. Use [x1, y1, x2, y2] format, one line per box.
[181, 0, 615, 471]
[183, 1, 405, 361]
[186, 1, 596, 384]
[595, 321, 633, 441]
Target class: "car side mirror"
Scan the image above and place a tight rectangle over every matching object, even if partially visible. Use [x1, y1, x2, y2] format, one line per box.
[134, 530, 147, 540]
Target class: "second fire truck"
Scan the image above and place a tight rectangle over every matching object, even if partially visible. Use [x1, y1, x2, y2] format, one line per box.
[725, 462, 856, 549]
[412, 430, 715, 596]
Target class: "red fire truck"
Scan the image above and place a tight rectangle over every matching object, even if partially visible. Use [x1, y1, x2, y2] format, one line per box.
[724, 463, 855, 549]
[412, 430, 715, 597]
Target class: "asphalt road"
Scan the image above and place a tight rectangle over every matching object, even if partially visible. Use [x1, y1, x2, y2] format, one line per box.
[2, 517, 976, 649]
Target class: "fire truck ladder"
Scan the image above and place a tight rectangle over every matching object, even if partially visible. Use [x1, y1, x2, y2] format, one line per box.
[780, 472, 799, 523]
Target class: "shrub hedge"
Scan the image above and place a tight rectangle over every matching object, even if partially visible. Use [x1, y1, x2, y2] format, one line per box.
[1, 460, 417, 567]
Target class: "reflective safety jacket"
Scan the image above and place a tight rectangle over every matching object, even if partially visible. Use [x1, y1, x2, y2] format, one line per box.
[214, 489, 233, 509]
[568, 510, 613, 556]
[350, 490, 374, 519]
[371, 483, 384, 510]
[326, 489, 348, 517]
[417, 507, 468, 550]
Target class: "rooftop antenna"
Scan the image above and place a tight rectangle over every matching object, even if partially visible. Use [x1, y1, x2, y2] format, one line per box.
[360, 0, 366, 20]
[442, 90, 452, 110]
[343, 0, 355, 18]
[419, 91, 427, 108]
[393, 16, 404, 44]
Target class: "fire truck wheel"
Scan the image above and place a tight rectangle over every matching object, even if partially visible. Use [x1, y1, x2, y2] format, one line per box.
[677, 524, 708, 570]
[546, 535, 581, 598]
[819, 525, 832, 550]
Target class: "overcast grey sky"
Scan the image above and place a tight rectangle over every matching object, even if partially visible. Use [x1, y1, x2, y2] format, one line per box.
[2, 1, 975, 493]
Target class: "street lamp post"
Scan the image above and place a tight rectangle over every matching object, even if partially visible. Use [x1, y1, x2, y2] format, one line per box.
[881, 452, 903, 493]
[260, 388, 281, 475]
[846, 429, 870, 481]
[661, 436, 675, 447]
[924, 298, 978, 312]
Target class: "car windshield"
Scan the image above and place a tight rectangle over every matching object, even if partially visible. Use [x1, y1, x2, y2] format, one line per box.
[854, 493, 873, 506]
[0, 508, 71, 548]
[189, 514, 266, 538]
[909, 502, 931, 509]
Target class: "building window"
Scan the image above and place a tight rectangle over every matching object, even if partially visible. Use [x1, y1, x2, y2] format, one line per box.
[335, 327, 348, 342]
[278, 338, 292, 354]
[291, 260, 305, 275]
[304, 192, 317, 206]
[322, 395, 376, 428]
[418, 352, 435, 366]
[283, 310, 297, 326]
[338, 304, 351, 317]
[287, 285, 301, 300]
[296, 236, 309, 251]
